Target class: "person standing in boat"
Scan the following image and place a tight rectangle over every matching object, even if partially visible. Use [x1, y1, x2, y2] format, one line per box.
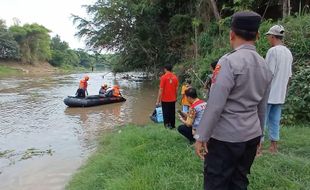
[76, 75, 89, 98]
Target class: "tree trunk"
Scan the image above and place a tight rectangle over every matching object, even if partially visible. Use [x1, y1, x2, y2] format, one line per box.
[288, 0, 291, 16]
[282, 0, 288, 17]
[209, 0, 221, 21]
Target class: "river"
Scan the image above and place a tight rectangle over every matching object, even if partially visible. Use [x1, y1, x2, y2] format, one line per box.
[0, 72, 157, 190]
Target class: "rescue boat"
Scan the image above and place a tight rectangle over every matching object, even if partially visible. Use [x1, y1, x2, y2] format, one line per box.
[64, 95, 126, 107]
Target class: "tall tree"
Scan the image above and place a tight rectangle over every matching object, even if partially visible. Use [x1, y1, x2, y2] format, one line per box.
[0, 19, 20, 59]
[50, 35, 80, 67]
[73, 0, 196, 72]
[9, 23, 51, 63]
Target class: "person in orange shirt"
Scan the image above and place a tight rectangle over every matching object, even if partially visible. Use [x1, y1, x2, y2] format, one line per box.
[112, 85, 121, 97]
[181, 79, 191, 113]
[76, 75, 89, 98]
[104, 85, 122, 97]
[156, 65, 179, 129]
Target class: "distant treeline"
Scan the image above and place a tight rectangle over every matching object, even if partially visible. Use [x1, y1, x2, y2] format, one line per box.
[0, 20, 109, 68]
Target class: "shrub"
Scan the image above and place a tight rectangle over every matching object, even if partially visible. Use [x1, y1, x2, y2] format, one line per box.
[283, 63, 310, 124]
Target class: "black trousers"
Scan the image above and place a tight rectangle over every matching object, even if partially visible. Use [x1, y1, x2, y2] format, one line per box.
[204, 136, 260, 190]
[177, 124, 195, 143]
[161, 101, 176, 128]
[76, 88, 86, 98]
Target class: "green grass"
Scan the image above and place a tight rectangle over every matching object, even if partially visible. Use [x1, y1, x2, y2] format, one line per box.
[66, 124, 310, 190]
[0, 65, 21, 76]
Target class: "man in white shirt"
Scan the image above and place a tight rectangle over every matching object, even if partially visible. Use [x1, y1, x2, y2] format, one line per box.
[260, 25, 293, 154]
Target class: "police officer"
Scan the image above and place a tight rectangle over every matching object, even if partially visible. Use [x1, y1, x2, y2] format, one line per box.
[194, 11, 273, 189]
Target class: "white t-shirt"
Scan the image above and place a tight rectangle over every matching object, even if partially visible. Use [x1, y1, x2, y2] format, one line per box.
[266, 45, 293, 104]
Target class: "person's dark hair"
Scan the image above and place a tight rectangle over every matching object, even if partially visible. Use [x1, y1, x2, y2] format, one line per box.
[164, 64, 173, 72]
[274, 35, 283, 40]
[185, 88, 197, 99]
[185, 78, 191, 84]
[210, 60, 218, 70]
[232, 27, 257, 41]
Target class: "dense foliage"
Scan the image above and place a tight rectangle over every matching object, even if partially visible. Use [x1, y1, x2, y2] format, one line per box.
[9, 23, 52, 63]
[73, 0, 198, 73]
[0, 20, 20, 59]
[0, 21, 107, 69]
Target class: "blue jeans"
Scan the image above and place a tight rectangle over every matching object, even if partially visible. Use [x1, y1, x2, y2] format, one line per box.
[182, 105, 189, 113]
[264, 104, 282, 141]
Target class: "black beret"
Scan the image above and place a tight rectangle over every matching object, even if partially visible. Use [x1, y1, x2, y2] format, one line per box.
[231, 11, 261, 32]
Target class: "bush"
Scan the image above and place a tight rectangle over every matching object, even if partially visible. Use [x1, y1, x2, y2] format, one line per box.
[283, 63, 310, 124]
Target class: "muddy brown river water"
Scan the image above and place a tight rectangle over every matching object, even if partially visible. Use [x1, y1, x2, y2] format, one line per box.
[0, 72, 157, 190]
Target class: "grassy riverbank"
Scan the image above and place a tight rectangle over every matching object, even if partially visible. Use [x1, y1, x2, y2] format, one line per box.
[0, 65, 21, 76]
[0, 61, 90, 77]
[66, 124, 310, 190]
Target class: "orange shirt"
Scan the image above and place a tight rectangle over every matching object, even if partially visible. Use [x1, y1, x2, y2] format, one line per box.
[181, 84, 191, 106]
[160, 71, 178, 102]
[79, 79, 88, 90]
[112, 86, 121, 97]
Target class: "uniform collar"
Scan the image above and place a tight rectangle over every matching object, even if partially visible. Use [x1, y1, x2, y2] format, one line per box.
[234, 44, 256, 51]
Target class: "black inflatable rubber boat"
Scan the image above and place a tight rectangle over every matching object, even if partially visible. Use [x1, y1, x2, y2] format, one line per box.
[64, 95, 126, 107]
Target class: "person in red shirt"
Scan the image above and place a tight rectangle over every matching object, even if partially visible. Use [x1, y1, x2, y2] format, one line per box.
[76, 75, 89, 98]
[156, 65, 179, 129]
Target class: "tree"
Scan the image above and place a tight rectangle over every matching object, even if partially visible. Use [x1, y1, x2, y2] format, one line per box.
[9, 23, 51, 63]
[209, 0, 221, 21]
[50, 35, 79, 67]
[0, 19, 20, 59]
[73, 0, 197, 72]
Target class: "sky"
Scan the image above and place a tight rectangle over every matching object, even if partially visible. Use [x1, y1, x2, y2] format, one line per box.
[0, 0, 94, 49]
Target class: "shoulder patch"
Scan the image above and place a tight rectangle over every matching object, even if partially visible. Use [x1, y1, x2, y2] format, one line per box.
[211, 64, 221, 84]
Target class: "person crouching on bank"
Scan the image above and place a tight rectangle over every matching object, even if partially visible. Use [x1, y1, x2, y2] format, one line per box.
[178, 88, 206, 144]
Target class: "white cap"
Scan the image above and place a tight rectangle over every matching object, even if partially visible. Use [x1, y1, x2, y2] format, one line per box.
[266, 25, 285, 37]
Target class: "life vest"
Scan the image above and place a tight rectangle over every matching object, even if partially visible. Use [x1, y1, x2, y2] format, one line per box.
[112, 85, 121, 97]
[79, 79, 88, 90]
[190, 99, 207, 129]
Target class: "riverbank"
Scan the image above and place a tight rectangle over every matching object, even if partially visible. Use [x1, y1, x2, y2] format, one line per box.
[0, 61, 57, 77]
[0, 65, 21, 76]
[0, 61, 88, 77]
[66, 124, 310, 190]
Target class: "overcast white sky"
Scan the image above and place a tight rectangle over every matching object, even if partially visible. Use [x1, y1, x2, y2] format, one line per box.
[0, 0, 94, 49]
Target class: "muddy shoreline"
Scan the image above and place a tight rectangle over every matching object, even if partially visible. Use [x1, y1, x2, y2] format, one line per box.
[0, 61, 58, 76]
